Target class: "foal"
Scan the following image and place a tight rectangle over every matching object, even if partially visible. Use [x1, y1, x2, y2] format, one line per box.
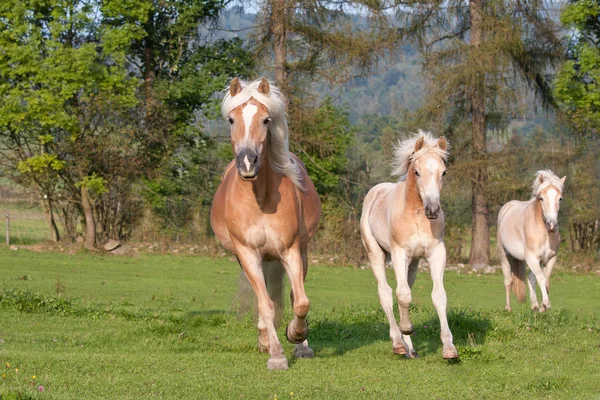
[211, 78, 321, 370]
[498, 170, 566, 312]
[361, 131, 458, 359]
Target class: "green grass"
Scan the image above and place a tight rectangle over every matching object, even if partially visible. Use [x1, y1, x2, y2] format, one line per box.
[1, 248, 600, 399]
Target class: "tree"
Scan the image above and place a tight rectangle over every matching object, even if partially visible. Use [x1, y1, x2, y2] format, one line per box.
[0, 0, 139, 248]
[555, 0, 600, 138]
[407, 0, 562, 267]
[0, 0, 251, 247]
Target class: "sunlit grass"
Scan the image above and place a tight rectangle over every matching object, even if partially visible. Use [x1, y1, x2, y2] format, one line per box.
[0, 248, 599, 399]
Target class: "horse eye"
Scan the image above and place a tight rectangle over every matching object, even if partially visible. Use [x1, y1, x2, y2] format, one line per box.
[263, 117, 271, 125]
[415, 170, 420, 177]
[559, 197, 563, 202]
[442, 170, 447, 176]
[227, 117, 234, 124]
[539, 197, 544, 202]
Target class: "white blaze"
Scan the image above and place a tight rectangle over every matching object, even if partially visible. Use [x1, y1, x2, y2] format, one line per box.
[242, 104, 258, 144]
[545, 188, 559, 221]
[423, 157, 441, 201]
[243, 155, 251, 172]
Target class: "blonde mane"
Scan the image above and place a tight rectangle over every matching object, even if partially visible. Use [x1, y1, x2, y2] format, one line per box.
[391, 130, 450, 179]
[221, 79, 304, 190]
[532, 169, 563, 197]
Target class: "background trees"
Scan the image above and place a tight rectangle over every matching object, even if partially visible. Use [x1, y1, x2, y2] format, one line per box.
[403, 0, 563, 267]
[1, 1, 599, 265]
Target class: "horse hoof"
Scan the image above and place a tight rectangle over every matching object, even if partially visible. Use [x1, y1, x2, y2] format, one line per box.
[505, 306, 512, 312]
[267, 356, 289, 370]
[286, 323, 308, 344]
[293, 345, 314, 358]
[442, 346, 459, 359]
[409, 350, 419, 359]
[532, 305, 539, 312]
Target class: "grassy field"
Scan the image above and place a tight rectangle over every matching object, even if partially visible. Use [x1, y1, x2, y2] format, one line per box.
[0, 202, 49, 245]
[0, 247, 600, 399]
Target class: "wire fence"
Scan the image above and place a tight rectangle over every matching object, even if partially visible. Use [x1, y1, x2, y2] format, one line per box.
[0, 201, 50, 245]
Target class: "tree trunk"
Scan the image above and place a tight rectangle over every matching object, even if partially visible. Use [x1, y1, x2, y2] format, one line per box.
[81, 186, 96, 250]
[468, 0, 490, 267]
[41, 198, 60, 242]
[271, 0, 287, 93]
[144, 10, 156, 110]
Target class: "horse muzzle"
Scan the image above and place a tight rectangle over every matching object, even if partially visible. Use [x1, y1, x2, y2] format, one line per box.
[425, 203, 440, 220]
[236, 148, 260, 180]
[546, 220, 558, 233]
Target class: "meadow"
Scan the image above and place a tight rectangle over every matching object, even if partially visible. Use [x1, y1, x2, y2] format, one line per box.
[1, 247, 600, 399]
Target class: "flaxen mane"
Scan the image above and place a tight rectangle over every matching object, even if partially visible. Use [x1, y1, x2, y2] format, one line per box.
[221, 79, 304, 189]
[532, 169, 563, 198]
[391, 130, 449, 179]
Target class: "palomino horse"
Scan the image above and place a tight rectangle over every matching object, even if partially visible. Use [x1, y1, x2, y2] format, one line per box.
[498, 170, 566, 312]
[210, 78, 321, 370]
[360, 131, 458, 359]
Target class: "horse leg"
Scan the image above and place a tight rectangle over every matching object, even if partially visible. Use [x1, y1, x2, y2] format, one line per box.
[401, 259, 419, 358]
[288, 246, 314, 358]
[428, 243, 458, 359]
[498, 245, 513, 311]
[366, 247, 408, 356]
[237, 248, 288, 370]
[391, 245, 413, 335]
[544, 256, 557, 294]
[526, 254, 550, 312]
[527, 271, 539, 311]
[282, 246, 311, 348]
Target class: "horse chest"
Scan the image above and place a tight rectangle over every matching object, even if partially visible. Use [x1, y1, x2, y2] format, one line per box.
[405, 232, 434, 258]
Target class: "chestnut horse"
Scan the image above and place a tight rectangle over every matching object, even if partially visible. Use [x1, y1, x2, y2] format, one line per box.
[210, 78, 321, 370]
[360, 131, 458, 359]
[498, 170, 566, 312]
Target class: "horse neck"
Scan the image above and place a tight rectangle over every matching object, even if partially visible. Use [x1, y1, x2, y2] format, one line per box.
[404, 163, 423, 213]
[531, 197, 545, 227]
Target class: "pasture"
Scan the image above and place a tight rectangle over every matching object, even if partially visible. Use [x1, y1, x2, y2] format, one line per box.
[1, 247, 600, 399]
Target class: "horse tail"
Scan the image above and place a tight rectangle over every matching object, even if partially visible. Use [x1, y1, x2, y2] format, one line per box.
[234, 259, 285, 328]
[511, 259, 526, 303]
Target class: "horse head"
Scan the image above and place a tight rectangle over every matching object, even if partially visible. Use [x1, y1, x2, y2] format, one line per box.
[225, 78, 272, 180]
[411, 136, 448, 219]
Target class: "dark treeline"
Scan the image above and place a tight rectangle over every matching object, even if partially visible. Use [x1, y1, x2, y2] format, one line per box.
[0, 0, 599, 267]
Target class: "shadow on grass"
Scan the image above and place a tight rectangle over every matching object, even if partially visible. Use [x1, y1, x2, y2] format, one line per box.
[306, 306, 493, 359]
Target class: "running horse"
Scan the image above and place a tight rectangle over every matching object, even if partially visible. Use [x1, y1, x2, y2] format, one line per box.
[498, 170, 566, 312]
[210, 78, 321, 370]
[360, 131, 458, 359]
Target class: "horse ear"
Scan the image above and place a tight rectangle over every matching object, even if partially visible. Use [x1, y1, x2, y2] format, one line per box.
[229, 78, 242, 97]
[437, 136, 447, 151]
[257, 78, 270, 94]
[538, 174, 544, 184]
[560, 176, 566, 184]
[414, 137, 425, 152]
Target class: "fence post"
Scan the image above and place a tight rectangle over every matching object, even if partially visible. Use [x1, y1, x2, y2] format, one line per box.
[5, 212, 9, 245]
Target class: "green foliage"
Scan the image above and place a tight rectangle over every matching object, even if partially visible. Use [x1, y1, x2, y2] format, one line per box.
[75, 173, 108, 195]
[16, 155, 64, 175]
[294, 99, 354, 195]
[555, 0, 600, 137]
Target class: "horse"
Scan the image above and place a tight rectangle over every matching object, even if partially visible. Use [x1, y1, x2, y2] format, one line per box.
[210, 78, 321, 370]
[497, 170, 566, 312]
[360, 131, 458, 359]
